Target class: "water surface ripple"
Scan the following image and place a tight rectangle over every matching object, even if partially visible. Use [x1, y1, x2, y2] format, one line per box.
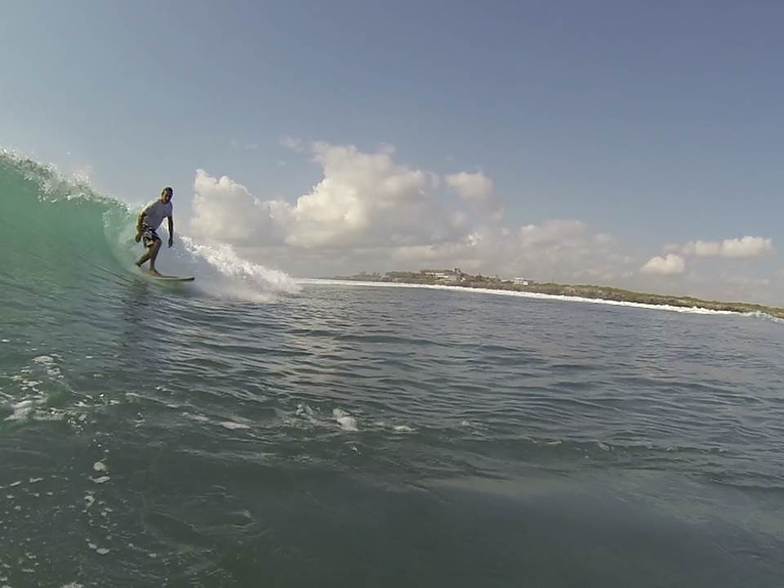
[1, 280, 783, 586]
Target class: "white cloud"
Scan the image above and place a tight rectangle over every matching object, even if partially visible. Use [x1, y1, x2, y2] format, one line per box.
[190, 169, 289, 244]
[445, 171, 503, 221]
[717, 236, 773, 258]
[519, 219, 585, 246]
[187, 142, 633, 284]
[446, 171, 494, 202]
[280, 136, 305, 152]
[190, 144, 456, 250]
[284, 142, 449, 248]
[679, 236, 773, 259]
[640, 254, 686, 275]
[229, 139, 259, 151]
[385, 220, 627, 282]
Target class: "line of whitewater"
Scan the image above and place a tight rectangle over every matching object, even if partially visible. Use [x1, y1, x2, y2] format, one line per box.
[300, 279, 783, 322]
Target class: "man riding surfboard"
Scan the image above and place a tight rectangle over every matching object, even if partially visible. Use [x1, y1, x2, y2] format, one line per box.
[135, 186, 174, 276]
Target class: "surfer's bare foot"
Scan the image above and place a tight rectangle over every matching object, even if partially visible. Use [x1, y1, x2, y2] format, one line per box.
[149, 269, 162, 277]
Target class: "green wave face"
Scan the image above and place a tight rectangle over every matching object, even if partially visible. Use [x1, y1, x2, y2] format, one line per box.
[0, 153, 156, 386]
[0, 153, 137, 292]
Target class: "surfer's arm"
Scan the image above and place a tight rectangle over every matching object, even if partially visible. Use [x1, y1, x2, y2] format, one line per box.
[167, 216, 174, 247]
[136, 203, 154, 232]
[134, 210, 148, 242]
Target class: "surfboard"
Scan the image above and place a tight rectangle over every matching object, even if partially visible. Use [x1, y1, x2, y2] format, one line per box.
[150, 274, 195, 282]
[134, 265, 194, 282]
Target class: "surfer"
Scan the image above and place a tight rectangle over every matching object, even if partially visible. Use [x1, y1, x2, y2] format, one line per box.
[134, 186, 174, 276]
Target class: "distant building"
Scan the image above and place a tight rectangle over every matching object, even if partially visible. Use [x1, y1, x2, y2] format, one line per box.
[423, 269, 461, 282]
[513, 277, 529, 285]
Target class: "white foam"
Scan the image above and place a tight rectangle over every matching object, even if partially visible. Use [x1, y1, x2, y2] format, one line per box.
[32, 355, 62, 379]
[93, 462, 107, 472]
[184, 412, 251, 431]
[34, 411, 66, 422]
[333, 408, 358, 432]
[393, 425, 414, 433]
[219, 421, 250, 430]
[4, 356, 72, 423]
[4, 394, 65, 421]
[296, 403, 319, 424]
[5, 399, 40, 421]
[177, 237, 300, 301]
[743, 310, 784, 324]
[302, 279, 774, 319]
[91, 476, 110, 484]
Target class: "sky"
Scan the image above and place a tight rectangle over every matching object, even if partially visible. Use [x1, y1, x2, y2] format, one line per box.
[1, 0, 783, 304]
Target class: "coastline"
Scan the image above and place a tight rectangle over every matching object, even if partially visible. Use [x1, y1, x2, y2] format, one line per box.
[314, 271, 784, 320]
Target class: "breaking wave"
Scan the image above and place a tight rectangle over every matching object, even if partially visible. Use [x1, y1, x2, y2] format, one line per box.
[0, 151, 298, 304]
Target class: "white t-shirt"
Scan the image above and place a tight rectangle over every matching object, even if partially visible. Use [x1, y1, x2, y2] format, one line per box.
[142, 199, 173, 230]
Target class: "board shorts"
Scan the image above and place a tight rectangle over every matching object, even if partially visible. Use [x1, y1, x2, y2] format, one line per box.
[141, 225, 160, 247]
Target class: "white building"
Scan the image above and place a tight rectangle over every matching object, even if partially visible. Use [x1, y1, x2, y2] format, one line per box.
[424, 270, 460, 282]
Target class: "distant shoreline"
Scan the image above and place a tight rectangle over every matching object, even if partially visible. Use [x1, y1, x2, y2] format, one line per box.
[327, 270, 784, 319]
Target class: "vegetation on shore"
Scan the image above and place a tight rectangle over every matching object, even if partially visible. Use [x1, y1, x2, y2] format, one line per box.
[333, 270, 784, 319]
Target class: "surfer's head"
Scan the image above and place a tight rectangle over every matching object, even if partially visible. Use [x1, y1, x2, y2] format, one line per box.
[160, 186, 173, 203]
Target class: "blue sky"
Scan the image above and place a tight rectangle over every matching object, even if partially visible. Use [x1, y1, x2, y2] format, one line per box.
[2, 1, 783, 302]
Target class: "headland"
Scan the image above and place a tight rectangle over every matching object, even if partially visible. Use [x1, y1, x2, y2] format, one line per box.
[332, 269, 784, 319]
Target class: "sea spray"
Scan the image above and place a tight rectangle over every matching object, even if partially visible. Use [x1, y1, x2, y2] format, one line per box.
[179, 237, 300, 301]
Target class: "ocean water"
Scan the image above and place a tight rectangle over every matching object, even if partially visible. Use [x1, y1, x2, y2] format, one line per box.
[1, 153, 783, 587]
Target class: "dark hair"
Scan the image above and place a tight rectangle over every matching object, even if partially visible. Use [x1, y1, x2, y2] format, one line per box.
[161, 186, 173, 196]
